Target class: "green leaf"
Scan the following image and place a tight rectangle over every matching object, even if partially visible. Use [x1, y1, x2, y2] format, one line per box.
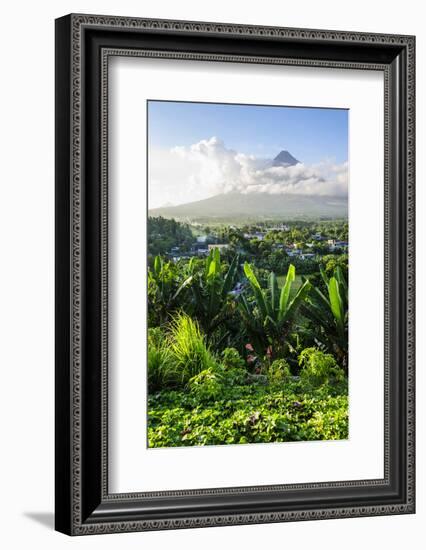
[154, 255, 162, 277]
[243, 262, 261, 289]
[208, 259, 217, 279]
[213, 247, 220, 267]
[243, 263, 268, 318]
[222, 254, 239, 296]
[208, 274, 220, 320]
[328, 277, 344, 325]
[282, 280, 312, 322]
[312, 286, 330, 308]
[269, 272, 279, 314]
[278, 264, 295, 321]
[171, 275, 193, 302]
[205, 250, 213, 278]
[335, 266, 348, 304]
[319, 265, 329, 286]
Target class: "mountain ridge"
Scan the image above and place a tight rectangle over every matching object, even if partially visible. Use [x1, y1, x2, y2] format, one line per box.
[149, 191, 347, 222]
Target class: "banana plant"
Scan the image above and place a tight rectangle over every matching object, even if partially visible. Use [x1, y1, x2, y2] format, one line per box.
[187, 249, 240, 345]
[301, 265, 348, 369]
[238, 263, 311, 359]
[148, 255, 193, 325]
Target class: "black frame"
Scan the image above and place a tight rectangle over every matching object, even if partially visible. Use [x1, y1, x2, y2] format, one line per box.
[55, 14, 415, 535]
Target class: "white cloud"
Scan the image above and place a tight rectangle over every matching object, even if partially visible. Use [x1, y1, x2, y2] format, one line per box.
[148, 137, 348, 208]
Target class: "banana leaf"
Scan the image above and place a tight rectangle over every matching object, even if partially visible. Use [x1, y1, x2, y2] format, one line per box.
[269, 272, 279, 314]
[222, 254, 239, 296]
[281, 279, 311, 323]
[171, 275, 193, 302]
[278, 264, 295, 321]
[243, 262, 270, 318]
[328, 276, 344, 330]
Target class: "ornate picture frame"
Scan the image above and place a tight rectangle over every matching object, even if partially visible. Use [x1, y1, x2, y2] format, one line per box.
[55, 14, 415, 535]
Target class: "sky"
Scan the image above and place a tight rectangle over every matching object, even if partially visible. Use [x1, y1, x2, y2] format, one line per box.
[148, 100, 349, 208]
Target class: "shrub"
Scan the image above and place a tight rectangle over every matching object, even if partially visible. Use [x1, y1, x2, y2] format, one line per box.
[265, 359, 291, 386]
[188, 368, 223, 402]
[222, 367, 248, 387]
[221, 347, 245, 370]
[298, 348, 345, 388]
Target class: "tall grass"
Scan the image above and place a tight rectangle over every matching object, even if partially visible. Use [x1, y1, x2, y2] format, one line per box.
[147, 327, 175, 392]
[147, 313, 217, 390]
[168, 312, 217, 384]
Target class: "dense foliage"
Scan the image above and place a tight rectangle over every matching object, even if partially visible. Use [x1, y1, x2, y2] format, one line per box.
[147, 217, 349, 447]
[148, 345, 348, 447]
[148, 216, 193, 256]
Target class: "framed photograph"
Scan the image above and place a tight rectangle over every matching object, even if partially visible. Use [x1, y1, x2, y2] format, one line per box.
[55, 14, 415, 535]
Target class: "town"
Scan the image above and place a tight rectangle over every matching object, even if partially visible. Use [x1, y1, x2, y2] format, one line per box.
[148, 217, 348, 266]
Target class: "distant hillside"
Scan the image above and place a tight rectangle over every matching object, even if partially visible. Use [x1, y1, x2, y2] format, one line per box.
[149, 192, 348, 222]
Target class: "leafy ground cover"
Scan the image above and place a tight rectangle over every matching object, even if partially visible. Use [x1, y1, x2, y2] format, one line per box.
[148, 376, 348, 448]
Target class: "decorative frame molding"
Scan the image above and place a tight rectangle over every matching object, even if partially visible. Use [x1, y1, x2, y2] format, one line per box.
[55, 14, 415, 536]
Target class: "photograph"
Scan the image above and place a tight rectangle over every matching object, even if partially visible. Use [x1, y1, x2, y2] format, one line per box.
[147, 100, 350, 448]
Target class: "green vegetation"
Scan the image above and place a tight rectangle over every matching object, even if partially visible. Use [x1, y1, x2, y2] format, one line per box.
[148, 346, 348, 447]
[184, 250, 239, 346]
[147, 217, 349, 447]
[301, 266, 349, 370]
[148, 216, 193, 256]
[238, 263, 311, 358]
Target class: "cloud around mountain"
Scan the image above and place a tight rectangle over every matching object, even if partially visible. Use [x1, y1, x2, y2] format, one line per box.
[148, 137, 348, 208]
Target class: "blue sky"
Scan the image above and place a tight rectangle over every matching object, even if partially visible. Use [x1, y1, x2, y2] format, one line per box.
[148, 100, 348, 164]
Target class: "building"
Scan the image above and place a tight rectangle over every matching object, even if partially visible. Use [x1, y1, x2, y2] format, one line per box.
[287, 249, 302, 257]
[208, 244, 229, 251]
[266, 224, 290, 232]
[191, 242, 210, 256]
[328, 239, 349, 251]
[243, 232, 265, 241]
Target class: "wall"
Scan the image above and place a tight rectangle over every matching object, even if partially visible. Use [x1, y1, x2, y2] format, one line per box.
[0, 0, 423, 548]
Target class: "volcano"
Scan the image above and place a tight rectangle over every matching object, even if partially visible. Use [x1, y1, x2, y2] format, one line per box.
[271, 150, 300, 167]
